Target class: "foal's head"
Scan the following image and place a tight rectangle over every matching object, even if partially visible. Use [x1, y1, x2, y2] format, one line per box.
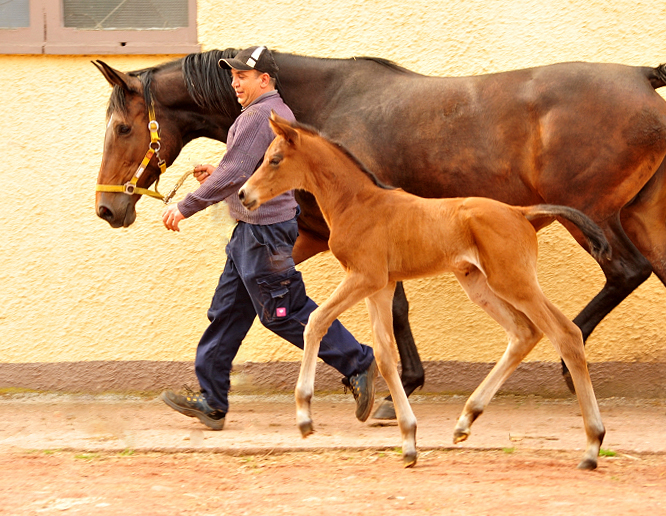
[239, 112, 314, 211]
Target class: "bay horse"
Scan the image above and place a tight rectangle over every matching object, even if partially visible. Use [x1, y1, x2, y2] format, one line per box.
[238, 113, 610, 469]
[94, 50, 666, 416]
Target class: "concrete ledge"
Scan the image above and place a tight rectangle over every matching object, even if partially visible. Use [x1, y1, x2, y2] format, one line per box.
[1, 360, 665, 398]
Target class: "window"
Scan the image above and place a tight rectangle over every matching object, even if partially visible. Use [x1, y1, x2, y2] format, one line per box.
[0, 0, 200, 54]
[0, 0, 43, 53]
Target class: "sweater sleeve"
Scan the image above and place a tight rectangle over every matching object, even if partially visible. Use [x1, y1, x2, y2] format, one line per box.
[177, 109, 274, 218]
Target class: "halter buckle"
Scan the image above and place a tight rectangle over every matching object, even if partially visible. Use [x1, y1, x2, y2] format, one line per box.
[123, 182, 137, 195]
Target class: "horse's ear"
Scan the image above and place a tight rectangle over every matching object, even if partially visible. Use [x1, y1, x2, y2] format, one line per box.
[92, 60, 141, 93]
[269, 111, 300, 146]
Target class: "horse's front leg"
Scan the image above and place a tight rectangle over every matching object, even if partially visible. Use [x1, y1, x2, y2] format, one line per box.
[296, 272, 380, 437]
[367, 283, 418, 467]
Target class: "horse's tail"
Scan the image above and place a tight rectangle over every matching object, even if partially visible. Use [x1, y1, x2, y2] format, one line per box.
[519, 204, 612, 262]
[647, 63, 666, 89]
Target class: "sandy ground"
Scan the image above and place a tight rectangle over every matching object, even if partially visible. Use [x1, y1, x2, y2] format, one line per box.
[1, 392, 666, 515]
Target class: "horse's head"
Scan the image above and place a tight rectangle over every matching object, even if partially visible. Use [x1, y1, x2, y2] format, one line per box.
[93, 60, 180, 228]
[239, 112, 307, 211]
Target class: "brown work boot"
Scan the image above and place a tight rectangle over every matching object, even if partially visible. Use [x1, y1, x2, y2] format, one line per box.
[160, 388, 225, 430]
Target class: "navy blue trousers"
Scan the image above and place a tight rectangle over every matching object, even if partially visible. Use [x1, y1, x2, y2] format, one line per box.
[195, 215, 375, 413]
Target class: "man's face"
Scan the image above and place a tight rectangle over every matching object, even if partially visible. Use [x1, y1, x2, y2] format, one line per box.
[230, 69, 270, 108]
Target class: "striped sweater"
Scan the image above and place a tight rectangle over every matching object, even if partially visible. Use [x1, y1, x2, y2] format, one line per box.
[177, 90, 298, 225]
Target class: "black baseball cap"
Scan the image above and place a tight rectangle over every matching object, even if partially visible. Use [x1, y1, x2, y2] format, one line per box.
[218, 46, 279, 78]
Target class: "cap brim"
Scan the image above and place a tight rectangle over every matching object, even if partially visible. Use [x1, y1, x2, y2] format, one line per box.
[218, 58, 254, 70]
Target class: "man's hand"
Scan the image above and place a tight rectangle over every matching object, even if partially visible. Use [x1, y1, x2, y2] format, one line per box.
[193, 164, 215, 184]
[162, 204, 185, 232]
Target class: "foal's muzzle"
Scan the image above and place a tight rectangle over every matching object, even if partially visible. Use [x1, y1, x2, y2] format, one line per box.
[238, 186, 258, 211]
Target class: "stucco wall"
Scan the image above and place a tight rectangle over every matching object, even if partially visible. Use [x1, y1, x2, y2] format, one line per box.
[1, 0, 666, 392]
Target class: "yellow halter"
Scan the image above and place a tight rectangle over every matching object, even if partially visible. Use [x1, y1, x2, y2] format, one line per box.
[96, 101, 193, 204]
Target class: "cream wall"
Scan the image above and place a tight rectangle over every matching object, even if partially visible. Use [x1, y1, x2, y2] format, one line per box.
[1, 0, 666, 371]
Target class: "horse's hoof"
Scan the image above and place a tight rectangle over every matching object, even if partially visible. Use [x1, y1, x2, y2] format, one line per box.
[403, 451, 418, 468]
[453, 429, 470, 444]
[299, 420, 314, 438]
[577, 458, 598, 470]
[372, 400, 396, 420]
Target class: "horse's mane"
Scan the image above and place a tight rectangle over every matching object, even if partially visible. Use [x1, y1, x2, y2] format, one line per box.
[106, 49, 239, 119]
[291, 121, 395, 190]
[351, 56, 409, 74]
[106, 58, 184, 119]
[182, 49, 239, 117]
[106, 49, 409, 120]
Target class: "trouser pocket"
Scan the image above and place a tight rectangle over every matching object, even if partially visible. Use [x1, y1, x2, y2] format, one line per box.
[256, 267, 307, 324]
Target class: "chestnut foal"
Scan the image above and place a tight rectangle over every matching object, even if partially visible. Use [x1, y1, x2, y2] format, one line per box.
[239, 113, 610, 470]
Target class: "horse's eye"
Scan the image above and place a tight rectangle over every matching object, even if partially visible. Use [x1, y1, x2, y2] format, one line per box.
[117, 124, 131, 136]
[270, 156, 282, 166]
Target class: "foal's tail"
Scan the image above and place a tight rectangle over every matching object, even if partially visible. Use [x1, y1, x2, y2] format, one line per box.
[519, 204, 612, 262]
[647, 63, 666, 89]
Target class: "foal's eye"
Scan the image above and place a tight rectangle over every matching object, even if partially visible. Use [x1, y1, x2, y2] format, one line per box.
[117, 124, 131, 136]
[270, 156, 282, 166]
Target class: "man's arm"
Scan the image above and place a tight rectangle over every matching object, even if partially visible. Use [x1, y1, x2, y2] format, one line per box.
[162, 164, 214, 232]
[177, 110, 274, 219]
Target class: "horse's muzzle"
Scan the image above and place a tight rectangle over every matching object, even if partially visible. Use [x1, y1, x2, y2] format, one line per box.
[96, 198, 137, 228]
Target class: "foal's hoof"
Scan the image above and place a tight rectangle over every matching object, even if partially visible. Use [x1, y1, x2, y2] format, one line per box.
[372, 400, 397, 420]
[403, 451, 418, 468]
[577, 458, 598, 470]
[453, 428, 470, 444]
[299, 420, 314, 438]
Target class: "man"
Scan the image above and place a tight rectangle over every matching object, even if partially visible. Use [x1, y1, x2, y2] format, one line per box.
[160, 46, 377, 430]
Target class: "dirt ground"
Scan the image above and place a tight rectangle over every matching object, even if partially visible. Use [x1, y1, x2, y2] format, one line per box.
[1, 393, 666, 515]
[2, 448, 665, 515]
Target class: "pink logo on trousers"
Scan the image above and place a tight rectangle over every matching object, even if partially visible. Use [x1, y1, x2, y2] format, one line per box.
[276, 307, 287, 318]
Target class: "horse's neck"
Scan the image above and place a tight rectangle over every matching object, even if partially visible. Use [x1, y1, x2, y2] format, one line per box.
[154, 68, 237, 145]
[277, 56, 335, 115]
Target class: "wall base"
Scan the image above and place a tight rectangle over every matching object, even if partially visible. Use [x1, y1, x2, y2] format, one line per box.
[1, 361, 665, 398]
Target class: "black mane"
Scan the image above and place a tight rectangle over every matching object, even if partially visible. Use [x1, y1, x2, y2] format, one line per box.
[182, 49, 239, 117]
[106, 58, 183, 118]
[107, 49, 408, 120]
[292, 121, 395, 190]
[106, 49, 240, 119]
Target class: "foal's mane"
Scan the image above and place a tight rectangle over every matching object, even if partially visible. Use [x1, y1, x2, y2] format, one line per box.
[293, 122, 395, 190]
[107, 49, 408, 119]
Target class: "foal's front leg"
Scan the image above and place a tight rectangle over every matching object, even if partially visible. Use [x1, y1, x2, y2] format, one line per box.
[296, 272, 380, 437]
[366, 283, 418, 467]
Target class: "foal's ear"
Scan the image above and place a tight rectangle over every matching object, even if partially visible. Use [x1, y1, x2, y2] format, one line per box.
[269, 111, 300, 146]
[92, 60, 142, 93]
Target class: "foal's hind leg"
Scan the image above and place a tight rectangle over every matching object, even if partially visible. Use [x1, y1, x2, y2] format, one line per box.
[452, 268, 544, 443]
[518, 295, 605, 469]
[366, 283, 418, 467]
[562, 214, 652, 391]
[486, 268, 605, 469]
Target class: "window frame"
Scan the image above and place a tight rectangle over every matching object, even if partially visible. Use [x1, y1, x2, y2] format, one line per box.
[0, 0, 200, 55]
[0, 1, 44, 54]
